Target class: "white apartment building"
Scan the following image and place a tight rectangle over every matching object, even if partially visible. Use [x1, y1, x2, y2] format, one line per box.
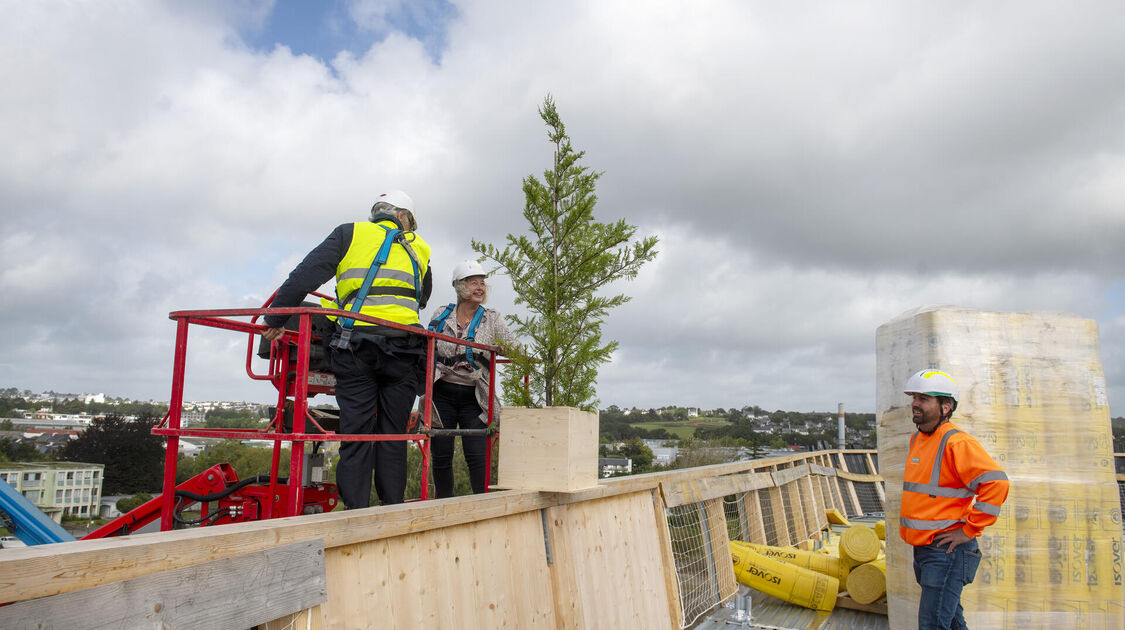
[0, 461, 105, 523]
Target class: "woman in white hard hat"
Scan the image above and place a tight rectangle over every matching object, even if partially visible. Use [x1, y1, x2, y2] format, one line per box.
[426, 260, 518, 498]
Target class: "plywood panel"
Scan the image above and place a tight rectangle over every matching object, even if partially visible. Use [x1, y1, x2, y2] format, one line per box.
[320, 511, 555, 630]
[545, 491, 677, 629]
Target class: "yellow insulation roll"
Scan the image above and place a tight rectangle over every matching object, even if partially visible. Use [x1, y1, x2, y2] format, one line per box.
[825, 508, 851, 526]
[731, 540, 850, 583]
[839, 525, 880, 565]
[845, 558, 886, 604]
[730, 543, 839, 611]
[874, 520, 885, 540]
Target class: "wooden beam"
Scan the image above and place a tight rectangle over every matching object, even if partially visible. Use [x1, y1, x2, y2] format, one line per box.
[741, 491, 768, 545]
[771, 463, 812, 487]
[783, 482, 808, 547]
[660, 472, 775, 508]
[809, 463, 836, 477]
[765, 486, 790, 547]
[835, 593, 888, 615]
[0, 540, 326, 630]
[651, 489, 684, 628]
[703, 498, 738, 605]
[799, 475, 824, 541]
[836, 470, 883, 483]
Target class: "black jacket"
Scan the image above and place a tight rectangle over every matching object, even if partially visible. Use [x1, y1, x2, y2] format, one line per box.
[264, 219, 433, 329]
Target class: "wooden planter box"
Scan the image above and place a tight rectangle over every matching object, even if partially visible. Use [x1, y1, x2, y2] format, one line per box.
[497, 407, 599, 492]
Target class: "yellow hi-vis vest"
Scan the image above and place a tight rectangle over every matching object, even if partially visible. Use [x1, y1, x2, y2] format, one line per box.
[321, 221, 431, 328]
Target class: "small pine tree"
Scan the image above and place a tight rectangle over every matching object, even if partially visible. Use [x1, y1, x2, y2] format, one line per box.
[473, 96, 658, 411]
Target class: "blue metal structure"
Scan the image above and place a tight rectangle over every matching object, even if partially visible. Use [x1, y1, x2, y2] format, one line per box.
[0, 479, 76, 546]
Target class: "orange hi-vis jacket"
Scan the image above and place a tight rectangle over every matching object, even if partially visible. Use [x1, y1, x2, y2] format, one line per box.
[900, 422, 1010, 546]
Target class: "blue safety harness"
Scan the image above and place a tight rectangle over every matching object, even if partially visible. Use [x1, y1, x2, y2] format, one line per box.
[428, 304, 486, 368]
[330, 224, 421, 350]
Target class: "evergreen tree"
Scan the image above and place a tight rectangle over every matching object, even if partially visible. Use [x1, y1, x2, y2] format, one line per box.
[619, 437, 654, 473]
[57, 413, 165, 494]
[472, 95, 658, 410]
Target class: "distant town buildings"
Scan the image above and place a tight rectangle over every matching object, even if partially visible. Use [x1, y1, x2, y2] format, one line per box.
[598, 457, 631, 477]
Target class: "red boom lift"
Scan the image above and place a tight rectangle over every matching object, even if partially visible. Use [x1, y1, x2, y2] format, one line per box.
[84, 292, 507, 539]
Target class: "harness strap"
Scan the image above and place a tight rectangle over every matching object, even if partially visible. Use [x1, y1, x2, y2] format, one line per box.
[427, 304, 456, 332]
[331, 226, 399, 350]
[428, 304, 486, 368]
[463, 306, 486, 369]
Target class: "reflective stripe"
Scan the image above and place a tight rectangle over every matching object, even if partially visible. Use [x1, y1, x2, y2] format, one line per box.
[900, 517, 965, 531]
[929, 429, 961, 486]
[974, 501, 1002, 517]
[344, 295, 418, 309]
[967, 470, 1009, 491]
[339, 267, 417, 285]
[902, 482, 973, 498]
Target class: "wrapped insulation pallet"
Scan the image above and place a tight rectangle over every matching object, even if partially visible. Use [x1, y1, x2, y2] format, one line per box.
[876, 307, 1124, 629]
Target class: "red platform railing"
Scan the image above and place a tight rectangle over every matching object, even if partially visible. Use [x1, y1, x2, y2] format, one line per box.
[150, 298, 511, 532]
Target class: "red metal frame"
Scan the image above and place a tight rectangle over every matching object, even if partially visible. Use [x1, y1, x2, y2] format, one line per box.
[149, 299, 513, 531]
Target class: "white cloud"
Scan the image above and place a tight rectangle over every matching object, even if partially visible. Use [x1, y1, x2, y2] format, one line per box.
[1, 1, 1122, 416]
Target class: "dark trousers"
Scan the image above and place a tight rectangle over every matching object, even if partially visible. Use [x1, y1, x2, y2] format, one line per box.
[431, 380, 488, 498]
[329, 340, 419, 509]
[913, 537, 982, 630]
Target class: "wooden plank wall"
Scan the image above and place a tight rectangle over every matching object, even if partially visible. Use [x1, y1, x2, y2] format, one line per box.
[0, 450, 883, 630]
[319, 510, 555, 629]
[545, 491, 677, 629]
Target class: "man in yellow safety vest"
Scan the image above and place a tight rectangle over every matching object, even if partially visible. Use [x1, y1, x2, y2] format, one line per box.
[263, 190, 432, 509]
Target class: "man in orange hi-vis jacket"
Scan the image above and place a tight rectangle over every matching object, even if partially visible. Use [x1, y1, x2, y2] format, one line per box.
[900, 369, 1009, 630]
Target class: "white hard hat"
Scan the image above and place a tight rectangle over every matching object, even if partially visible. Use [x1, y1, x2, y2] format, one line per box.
[904, 369, 959, 402]
[451, 260, 486, 285]
[372, 190, 414, 212]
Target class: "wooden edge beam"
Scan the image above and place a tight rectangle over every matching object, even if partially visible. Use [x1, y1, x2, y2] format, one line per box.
[0, 540, 326, 630]
[836, 471, 884, 483]
[661, 472, 775, 508]
[770, 463, 812, 487]
[809, 464, 837, 477]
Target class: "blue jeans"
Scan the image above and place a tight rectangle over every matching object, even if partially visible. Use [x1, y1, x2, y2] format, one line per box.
[913, 537, 982, 630]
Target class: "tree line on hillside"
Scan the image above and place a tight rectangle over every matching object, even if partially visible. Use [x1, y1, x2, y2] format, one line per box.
[0, 394, 168, 419]
[597, 405, 879, 449]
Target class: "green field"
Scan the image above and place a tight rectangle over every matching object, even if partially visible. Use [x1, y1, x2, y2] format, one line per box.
[630, 415, 731, 440]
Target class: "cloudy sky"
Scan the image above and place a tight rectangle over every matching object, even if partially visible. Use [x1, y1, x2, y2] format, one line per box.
[3, 0, 1123, 415]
